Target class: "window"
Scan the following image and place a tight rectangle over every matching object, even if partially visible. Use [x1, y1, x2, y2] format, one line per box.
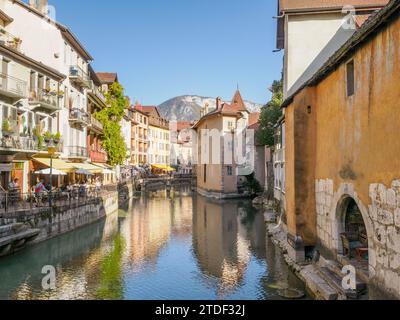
[346, 60, 355, 97]
[204, 164, 207, 183]
[227, 166, 233, 176]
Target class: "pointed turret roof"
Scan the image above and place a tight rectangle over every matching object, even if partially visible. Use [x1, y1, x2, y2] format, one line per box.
[228, 90, 248, 113]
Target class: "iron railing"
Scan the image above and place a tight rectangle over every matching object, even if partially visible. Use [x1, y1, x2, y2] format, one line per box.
[29, 89, 59, 110]
[69, 65, 91, 88]
[88, 114, 103, 132]
[67, 145, 88, 158]
[0, 73, 28, 98]
[88, 81, 106, 103]
[69, 108, 90, 124]
[0, 185, 116, 217]
[0, 27, 22, 51]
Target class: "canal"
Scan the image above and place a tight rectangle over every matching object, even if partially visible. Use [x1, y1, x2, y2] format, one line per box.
[0, 188, 308, 300]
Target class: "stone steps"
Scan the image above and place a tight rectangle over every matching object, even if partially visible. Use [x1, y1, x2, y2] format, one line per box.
[0, 223, 40, 257]
[300, 265, 338, 300]
[315, 260, 367, 300]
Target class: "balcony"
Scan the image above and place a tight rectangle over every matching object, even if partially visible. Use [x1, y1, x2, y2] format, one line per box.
[29, 89, 60, 113]
[124, 109, 135, 121]
[88, 114, 103, 134]
[0, 27, 22, 51]
[69, 108, 90, 127]
[90, 149, 108, 163]
[0, 73, 28, 101]
[67, 146, 88, 159]
[69, 65, 91, 89]
[1, 123, 63, 154]
[88, 81, 107, 105]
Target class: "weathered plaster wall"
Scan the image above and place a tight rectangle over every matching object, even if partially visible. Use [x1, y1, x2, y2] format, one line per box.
[285, 86, 317, 247]
[303, 17, 400, 298]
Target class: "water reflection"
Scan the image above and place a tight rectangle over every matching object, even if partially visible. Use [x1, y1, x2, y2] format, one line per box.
[0, 188, 307, 300]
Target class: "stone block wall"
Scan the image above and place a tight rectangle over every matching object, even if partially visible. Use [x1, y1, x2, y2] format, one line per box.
[315, 178, 400, 298]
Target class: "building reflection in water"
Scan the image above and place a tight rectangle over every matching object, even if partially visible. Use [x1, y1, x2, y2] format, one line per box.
[192, 196, 266, 299]
[120, 188, 193, 273]
[0, 187, 306, 300]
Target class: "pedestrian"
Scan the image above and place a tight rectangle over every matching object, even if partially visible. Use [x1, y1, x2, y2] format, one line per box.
[34, 179, 48, 206]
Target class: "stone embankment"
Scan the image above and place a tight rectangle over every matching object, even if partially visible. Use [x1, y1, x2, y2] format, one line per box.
[0, 187, 121, 258]
[254, 196, 367, 300]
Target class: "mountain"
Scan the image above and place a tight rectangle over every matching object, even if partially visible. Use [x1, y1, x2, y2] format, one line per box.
[158, 95, 263, 121]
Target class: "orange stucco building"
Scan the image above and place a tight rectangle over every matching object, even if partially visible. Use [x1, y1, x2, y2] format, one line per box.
[193, 91, 253, 199]
[283, 0, 400, 298]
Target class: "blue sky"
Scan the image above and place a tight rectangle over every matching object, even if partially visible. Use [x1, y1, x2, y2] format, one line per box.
[49, 0, 282, 105]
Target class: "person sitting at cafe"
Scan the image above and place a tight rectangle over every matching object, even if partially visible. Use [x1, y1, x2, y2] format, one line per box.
[8, 178, 21, 206]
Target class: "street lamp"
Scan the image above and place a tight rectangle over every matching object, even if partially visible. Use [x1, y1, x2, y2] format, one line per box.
[43, 135, 60, 207]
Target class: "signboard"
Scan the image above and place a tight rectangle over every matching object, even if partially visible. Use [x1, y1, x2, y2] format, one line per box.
[0, 164, 13, 172]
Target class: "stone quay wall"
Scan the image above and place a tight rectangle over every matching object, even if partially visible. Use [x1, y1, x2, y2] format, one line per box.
[0, 191, 119, 245]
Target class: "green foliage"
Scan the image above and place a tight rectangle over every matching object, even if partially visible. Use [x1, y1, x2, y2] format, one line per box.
[257, 79, 283, 147]
[2, 119, 11, 132]
[95, 82, 129, 166]
[53, 131, 62, 141]
[96, 235, 126, 300]
[44, 131, 52, 139]
[244, 173, 263, 194]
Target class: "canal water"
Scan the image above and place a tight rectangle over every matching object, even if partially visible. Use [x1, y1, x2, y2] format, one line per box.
[0, 188, 308, 300]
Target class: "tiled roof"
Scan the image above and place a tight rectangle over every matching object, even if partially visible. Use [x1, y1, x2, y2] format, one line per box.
[228, 90, 249, 113]
[249, 112, 261, 126]
[176, 122, 193, 132]
[193, 90, 250, 129]
[137, 106, 161, 117]
[96, 72, 118, 84]
[279, 0, 389, 12]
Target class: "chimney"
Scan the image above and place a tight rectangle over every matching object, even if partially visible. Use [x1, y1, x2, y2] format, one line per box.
[216, 97, 222, 110]
[204, 103, 209, 115]
[29, 0, 49, 15]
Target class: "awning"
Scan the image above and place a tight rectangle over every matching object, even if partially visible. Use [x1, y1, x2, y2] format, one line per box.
[33, 157, 76, 173]
[72, 162, 103, 174]
[91, 163, 108, 169]
[90, 162, 115, 174]
[152, 165, 176, 172]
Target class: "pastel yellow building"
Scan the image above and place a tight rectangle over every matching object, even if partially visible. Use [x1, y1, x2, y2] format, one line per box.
[137, 106, 170, 167]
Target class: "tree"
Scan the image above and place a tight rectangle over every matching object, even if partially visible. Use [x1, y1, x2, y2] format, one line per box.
[95, 82, 128, 166]
[257, 79, 283, 147]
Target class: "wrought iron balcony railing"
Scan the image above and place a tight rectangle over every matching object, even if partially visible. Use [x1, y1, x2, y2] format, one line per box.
[69, 108, 90, 127]
[0, 73, 28, 100]
[69, 65, 91, 89]
[67, 146, 88, 158]
[29, 89, 60, 112]
[0, 27, 22, 51]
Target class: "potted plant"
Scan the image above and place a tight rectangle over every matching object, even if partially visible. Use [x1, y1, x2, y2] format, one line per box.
[52, 131, 62, 145]
[12, 37, 22, 50]
[2, 119, 14, 137]
[57, 90, 64, 99]
[43, 131, 52, 144]
[32, 127, 41, 141]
